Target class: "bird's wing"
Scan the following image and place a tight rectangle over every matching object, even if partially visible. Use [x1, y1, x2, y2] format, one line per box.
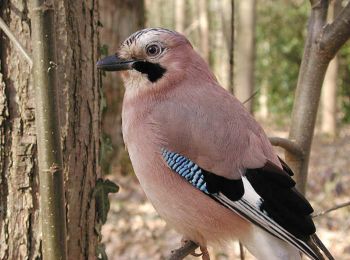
[161, 149, 323, 260]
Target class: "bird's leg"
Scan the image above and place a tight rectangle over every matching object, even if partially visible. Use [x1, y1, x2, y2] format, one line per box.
[199, 246, 210, 260]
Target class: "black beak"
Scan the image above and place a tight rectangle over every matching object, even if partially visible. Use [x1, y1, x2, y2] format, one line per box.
[96, 55, 135, 71]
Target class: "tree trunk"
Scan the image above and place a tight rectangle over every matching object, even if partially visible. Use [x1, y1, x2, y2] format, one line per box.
[175, 0, 185, 33]
[99, 0, 145, 175]
[285, 0, 350, 194]
[229, 0, 235, 93]
[321, 0, 342, 138]
[0, 0, 101, 259]
[321, 55, 338, 137]
[198, 0, 209, 62]
[234, 0, 256, 113]
[257, 81, 269, 119]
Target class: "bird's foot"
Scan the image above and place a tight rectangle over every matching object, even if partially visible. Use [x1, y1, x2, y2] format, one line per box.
[199, 246, 210, 260]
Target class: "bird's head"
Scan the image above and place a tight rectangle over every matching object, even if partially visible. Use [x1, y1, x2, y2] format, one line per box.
[97, 28, 210, 94]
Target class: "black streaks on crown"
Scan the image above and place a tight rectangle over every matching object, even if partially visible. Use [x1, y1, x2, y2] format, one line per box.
[123, 28, 175, 47]
[245, 161, 315, 239]
[132, 61, 166, 82]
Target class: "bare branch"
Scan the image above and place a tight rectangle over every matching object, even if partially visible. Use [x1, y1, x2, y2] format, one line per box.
[168, 240, 198, 260]
[269, 137, 304, 158]
[320, 1, 350, 58]
[313, 201, 350, 218]
[0, 17, 33, 66]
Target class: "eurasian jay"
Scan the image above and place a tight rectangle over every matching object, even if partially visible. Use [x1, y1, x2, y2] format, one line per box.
[97, 28, 333, 260]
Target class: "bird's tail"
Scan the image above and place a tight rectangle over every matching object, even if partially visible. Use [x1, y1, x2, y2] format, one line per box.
[311, 234, 335, 260]
[306, 234, 334, 260]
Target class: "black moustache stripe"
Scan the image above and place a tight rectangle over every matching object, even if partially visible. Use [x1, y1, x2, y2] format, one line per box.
[132, 61, 167, 83]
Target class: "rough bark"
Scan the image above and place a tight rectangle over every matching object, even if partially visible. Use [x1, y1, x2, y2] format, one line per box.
[0, 2, 39, 259]
[0, 0, 101, 259]
[99, 0, 145, 175]
[56, 1, 101, 258]
[285, 0, 350, 194]
[234, 0, 256, 113]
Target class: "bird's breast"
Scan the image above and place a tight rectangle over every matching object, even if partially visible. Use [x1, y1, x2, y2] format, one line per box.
[123, 123, 251, 247]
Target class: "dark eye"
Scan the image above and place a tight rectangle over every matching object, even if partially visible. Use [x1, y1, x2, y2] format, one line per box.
[146, 44, 162, 57]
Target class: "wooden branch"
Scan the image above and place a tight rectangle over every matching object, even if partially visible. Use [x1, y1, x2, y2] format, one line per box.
[313, 200, 350, 218]
[0, 17, 32, 66]
[30, 1, 67, 259]
[269, 137, 304, 158]
[320, 1, 350, 58]
[168, 240, 198, 260]
[285, 0, 329, 194]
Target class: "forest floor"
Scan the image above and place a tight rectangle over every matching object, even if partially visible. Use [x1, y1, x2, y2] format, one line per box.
[101, 124, 350, 260]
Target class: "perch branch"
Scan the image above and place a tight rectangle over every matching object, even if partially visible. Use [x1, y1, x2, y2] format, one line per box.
[168, 240, 199, 260]
[269, 137, 304, 158]
[313, 200, 350, 218]
[0, 17, 33, 66]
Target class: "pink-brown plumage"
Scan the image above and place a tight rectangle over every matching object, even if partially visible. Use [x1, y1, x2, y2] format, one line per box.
[97, 28, 332, 260]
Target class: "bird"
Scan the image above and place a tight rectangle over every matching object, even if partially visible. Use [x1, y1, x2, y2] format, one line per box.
[97, 28, 333, 260]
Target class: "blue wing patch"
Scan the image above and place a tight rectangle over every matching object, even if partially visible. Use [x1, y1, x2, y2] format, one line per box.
[162, 148, 209, 193]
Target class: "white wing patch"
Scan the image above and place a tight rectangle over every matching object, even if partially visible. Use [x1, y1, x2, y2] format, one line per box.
[213, 177, 318, 260]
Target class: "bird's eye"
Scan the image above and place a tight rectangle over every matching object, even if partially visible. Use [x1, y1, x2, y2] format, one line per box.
[146, 44, 162, 57]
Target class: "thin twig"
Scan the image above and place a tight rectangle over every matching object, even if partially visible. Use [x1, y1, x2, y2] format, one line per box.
[168, 240, 198, 260]
[312, 201, 350, 218]
[242, 89, 259, 105]
[269, 137, 304, 158]
[0, 17, 33, 66]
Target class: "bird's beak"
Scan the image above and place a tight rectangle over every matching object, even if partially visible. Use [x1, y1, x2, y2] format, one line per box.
[96, 55, 135, 71]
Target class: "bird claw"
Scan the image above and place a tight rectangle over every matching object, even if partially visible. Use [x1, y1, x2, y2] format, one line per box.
[189, 246, 210, 260]
[199, 246, 210, 260]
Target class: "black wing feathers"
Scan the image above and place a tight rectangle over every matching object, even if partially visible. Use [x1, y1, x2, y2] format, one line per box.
[278, 156, 294, 176]
[203, 170, 244, 201]
[246, 161, 315, 239]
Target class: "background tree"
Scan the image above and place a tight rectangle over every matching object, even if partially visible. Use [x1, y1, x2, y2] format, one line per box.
[0, 0, 101, 258]
[234, 0, 257, 112]
[285, 0, 350, 193]
[175, 0, 185, 33]
[321, 0, 342, 138]
[100, 0, 145, 175]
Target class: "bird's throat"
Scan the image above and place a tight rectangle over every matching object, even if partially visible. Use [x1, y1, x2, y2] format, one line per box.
[132, 61, 166, 83]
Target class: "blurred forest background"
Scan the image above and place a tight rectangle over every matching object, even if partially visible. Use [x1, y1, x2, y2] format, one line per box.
[99, 0, 350, 259]
[0, 0, 349, 259]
